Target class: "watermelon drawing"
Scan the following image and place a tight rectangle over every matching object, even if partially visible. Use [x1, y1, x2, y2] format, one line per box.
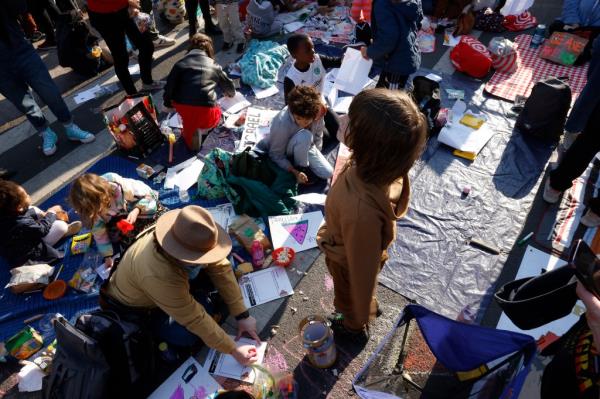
[283, 220, 309, 245]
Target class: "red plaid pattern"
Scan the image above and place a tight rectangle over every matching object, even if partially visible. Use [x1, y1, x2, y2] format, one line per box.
[484, 34, 589, 103]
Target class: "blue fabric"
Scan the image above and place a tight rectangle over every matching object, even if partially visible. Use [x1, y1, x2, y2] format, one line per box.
[240, 39, 290, 88]
[561, 0, 600, 27]
[403, 304, 536, 399]
[367, 0, 422, 76]
[0, 151, 227, 343]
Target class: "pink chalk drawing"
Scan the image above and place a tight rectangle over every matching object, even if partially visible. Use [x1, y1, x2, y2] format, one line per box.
[283, 220, 309, 245]
[190, 385, 207, 399]
[324, 275, 334, 292]
[263, 347, 289, 373]
[170, 385, 184, 399]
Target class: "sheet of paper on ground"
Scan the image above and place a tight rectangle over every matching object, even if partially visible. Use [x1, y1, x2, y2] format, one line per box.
[164, 156, 205, 191]
[496, 245, 583, 340]
[438, 114, 494, 154]
[207, 203, 236, 230]
[291, 193, 327, 205]
[238, 107, 279, 150]
[148, 357, 221, 399]
[207, 337, 267, 383]
[251, 85, 279, 99]
[269, 211, 324, 253]
[239, 266, 294, 308]
[334, 48, 373, 95]
[218, 92, 251, 115]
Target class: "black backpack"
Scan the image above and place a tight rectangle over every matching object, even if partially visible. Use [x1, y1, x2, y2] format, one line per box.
[515, 77, 572, 141]
[44, 311, 158, 399]
[43, 316, 111, 399]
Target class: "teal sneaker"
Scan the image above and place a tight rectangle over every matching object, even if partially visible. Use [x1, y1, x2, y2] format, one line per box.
[42, 128, 58, 156]
[65, 124, 95, 143]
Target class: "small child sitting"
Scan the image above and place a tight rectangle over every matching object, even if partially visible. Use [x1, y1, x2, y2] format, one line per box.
[163, 33, 236, 151]
[69, 173, 162, 269]
[256, 86, 332, 184]
[317, 89, 427, 343]
[284, 33, 342, 145]
[246, 0, 283, 38]
[0, 180, 81, 267]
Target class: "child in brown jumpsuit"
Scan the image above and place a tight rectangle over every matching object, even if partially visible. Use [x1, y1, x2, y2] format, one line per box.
[317, 88, 427, 343]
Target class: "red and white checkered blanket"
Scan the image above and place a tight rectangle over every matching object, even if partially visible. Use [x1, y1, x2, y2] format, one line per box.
[484, 34, 589, 103]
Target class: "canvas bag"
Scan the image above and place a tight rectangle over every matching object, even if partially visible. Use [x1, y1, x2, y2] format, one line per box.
[515, 77, 572, 141]
[43, 316, 111, 399]
[450, 36, 493, 78]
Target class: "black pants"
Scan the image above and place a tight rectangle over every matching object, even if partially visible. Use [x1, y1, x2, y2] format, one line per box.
[549, 20, 600, 65]
[88, 7, 154, 94]
[376, 71, 409, 90]
[323, 107, 340, 148]
[550, 101, 600, 213]
[26, 0, 58, 43]
[185, 0, 215, 37]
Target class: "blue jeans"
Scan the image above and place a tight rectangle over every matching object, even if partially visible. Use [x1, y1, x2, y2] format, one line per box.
[0, 42, 71, 131]
[565, 36, 600, 133]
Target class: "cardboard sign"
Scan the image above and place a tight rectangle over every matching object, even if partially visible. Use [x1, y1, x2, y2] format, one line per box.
[268, 211, 324, 253]
[539, 32, 588, 66]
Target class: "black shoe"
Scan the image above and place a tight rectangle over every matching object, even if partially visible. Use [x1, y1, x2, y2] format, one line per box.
[376, 305, 383, 318]
[327, 313, 370, 346]
[236, 42, 245, 53]
[29, 31, 45, 43]
[204, 24, 222, 35]
[222, 42, 233, 51]
[38, 40, 57, 50]
[0, 168, 15, 179]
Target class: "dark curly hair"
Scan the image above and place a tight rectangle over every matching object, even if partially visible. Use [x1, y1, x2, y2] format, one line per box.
[287, 86, 322, 120]
[0, 180, 29, 217]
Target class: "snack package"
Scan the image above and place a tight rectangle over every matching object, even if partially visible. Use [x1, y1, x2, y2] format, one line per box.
[5, 264, 54, 294]
[136, 163, 156, 179]
[5, 327, 43, 360]
[229, 215, 272, 254]
[71, 233, 92, 255]
[68, 267, 98, 293]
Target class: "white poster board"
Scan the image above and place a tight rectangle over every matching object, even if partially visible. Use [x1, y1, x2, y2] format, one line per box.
[238, 107, 279, 151]
[147, 357, 221, 399]
[268, 211, 324, 253]
[334, 48, 373, 95]
[239, 266, 294, 308]
[206, 337, 268, 383]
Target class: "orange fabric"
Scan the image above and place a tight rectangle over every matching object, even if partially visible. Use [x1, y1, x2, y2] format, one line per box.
[351, 0, 372, 23]
[173, 103, 222, 148]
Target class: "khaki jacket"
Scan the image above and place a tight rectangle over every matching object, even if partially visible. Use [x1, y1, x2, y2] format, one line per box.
[317, 165, 410, 275]
[106, 232, 247, 354]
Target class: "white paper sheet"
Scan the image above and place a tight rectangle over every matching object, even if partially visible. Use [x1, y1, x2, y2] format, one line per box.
[292, 193, 327, 205]
[268, 211, 324, 253]
[496, 246, 582, 340]
[74, 85, 103, 104]
[207, 337, 267, 383]
[334, 48, 373, 95]
[239, 266, 294, 308]
[164, 156, 204, 191]
[148, 357, 221, 399]
[218, 92, 251, 114]
[238, 107, 279, 150]
[437, 116, 495, 154]
[252, 85, 280, 99]
[167, 113, 184, 129]
[128, 64, 140, 75]
[323, 81, 338, 108]
[206, 203, 236, 230]
[332, 96, 353, 114]
[425, 73, 443, 82]
[284, 21, 305, 33]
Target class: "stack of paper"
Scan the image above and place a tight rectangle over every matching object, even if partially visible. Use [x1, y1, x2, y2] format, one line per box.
[207, 337, 268, 383]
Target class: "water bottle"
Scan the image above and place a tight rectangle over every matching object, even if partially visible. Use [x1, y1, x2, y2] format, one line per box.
[158, 342, 178, 363]
[178, 189, 190, 203]
[251, 240, 265, 269]
[530, 24, 546, 49]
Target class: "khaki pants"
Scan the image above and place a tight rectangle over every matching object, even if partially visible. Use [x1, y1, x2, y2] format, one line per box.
[216, 3, 244, 44]
[325, 257, 380, 331]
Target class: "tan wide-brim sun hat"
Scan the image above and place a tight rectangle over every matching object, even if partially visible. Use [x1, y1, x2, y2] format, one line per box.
[154, 205, 232, 264]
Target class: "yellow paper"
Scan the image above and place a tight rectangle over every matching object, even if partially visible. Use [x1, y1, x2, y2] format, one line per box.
[459, 114, 485, 129]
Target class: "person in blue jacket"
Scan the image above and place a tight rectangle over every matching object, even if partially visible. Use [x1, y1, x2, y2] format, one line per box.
[550, 0, 600, 64]
[359, 0, 423, 90]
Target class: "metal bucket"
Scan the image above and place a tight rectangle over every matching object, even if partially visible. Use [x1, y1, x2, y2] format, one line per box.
[299, 316, 337, 369]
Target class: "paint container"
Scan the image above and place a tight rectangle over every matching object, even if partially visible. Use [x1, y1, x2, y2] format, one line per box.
[299, 316, 337, 369]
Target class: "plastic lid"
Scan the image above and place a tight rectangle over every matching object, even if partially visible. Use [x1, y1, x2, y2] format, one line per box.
[43, 280, 67, 301]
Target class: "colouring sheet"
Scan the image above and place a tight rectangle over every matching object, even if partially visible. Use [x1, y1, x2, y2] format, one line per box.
[239, 266, 294, 308]
[147, 357, 221, 399]
[207, 337, 268, 383]
[268, 211, 324, 253]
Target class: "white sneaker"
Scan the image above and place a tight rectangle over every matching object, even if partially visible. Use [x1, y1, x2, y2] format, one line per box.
[581, 209, 600, 227]
[153, 35, 176, 48]
[559, 131, 580, 152]
[543, 179, 562, 203]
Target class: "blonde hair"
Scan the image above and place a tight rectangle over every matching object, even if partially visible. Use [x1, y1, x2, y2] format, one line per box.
[69, 173, 113, 226]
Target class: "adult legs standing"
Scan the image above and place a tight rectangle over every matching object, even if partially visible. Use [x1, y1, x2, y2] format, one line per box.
[185, 0, 219, 37]
[376, 71, 408, 90]
[140, 0, 176, 47]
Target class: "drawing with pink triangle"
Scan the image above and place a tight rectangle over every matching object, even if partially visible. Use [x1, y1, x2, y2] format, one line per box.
[283, 220, 309, 245]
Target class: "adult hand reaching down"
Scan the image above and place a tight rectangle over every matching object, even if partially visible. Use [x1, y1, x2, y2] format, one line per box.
[577, 282, 600, 346]
[236, 315, 261, 343]
[231, 344, 258, 366]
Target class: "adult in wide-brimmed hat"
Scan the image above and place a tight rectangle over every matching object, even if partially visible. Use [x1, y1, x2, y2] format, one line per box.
[102, 205, 260, 366]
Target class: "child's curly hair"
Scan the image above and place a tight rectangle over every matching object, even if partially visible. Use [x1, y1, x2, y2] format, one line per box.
[287, 86, 322, 120]
[189, 33, 215, 59]
[69, 174, 113, 227]
[0, 180, 28, 216]
[345, 88, 427, 187]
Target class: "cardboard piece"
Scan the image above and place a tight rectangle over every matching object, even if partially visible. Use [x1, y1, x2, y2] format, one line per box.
[239, 266, 294, 307]
[268, 211, 324, 253]
[229, 214, 272, 253]
[147, 357, 221, 399]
